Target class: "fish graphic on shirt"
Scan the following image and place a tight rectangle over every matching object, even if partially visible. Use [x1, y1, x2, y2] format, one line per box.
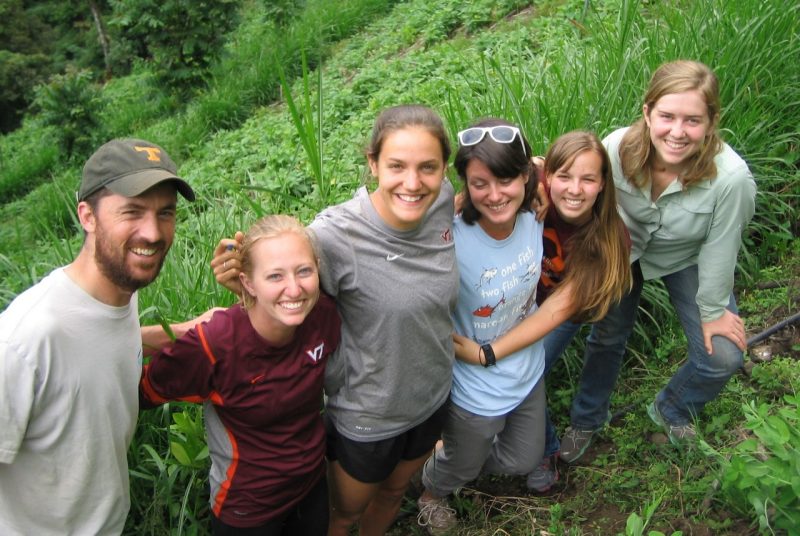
[472, 295, 505, 318]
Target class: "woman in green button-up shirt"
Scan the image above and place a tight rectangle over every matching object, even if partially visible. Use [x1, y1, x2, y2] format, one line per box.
[605, 60, 756, 445]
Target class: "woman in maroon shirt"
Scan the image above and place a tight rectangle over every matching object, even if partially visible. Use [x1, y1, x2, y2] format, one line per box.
[141, 215, 341, 536]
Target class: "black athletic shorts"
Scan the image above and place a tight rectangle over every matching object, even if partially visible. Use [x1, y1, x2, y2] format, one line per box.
[325, 402, 448, 483]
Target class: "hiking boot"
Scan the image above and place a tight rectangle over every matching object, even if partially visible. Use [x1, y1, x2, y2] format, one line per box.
[526, 452, 559, 493]
[647, 400, 696, 446]
[417, 495, 457, 534]
[559, 426, 596, 463]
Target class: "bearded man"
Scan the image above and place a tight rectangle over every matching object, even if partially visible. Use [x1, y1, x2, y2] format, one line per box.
[0, 139, 195, 535]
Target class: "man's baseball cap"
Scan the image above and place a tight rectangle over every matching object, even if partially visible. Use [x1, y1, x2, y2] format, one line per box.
[79, 138, 195, 202]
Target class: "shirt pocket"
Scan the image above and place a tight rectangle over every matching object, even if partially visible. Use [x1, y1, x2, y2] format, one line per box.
[656, 192, 714, 243]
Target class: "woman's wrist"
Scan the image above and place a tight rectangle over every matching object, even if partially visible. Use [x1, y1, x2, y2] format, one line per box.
[480, 344, 496, 367]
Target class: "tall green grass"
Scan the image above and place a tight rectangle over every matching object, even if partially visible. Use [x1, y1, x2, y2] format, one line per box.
[440, 0, 799, 350]
[0, 125, 61, 203]
[444, 0, 798, 273]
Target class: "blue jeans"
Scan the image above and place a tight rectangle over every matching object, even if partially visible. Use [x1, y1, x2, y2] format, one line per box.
[541, 262, 643, 457]
[541, 262, 743, 457]
[656, 265, 744, 425]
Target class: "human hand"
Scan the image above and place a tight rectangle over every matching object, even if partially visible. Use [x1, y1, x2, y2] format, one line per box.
[454, 191, 465, 215]
[452, 333, 481, 365]
[531, 158, 548, 221]
[701, 309, 746, 354]
[210, 231, 245, 294]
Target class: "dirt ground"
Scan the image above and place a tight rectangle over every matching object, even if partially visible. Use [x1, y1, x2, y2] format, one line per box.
[394, 430, 762, 535]
[744, 280, 800, 364]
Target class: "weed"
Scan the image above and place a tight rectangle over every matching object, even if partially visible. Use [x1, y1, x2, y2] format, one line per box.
[749, 358, 800, 400]
[127, 405, 211, 535]
[707, 396, 800, 533]
[623, 493, 683, 536]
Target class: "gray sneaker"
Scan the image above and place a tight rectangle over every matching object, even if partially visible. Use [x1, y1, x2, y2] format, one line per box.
[526, 453, 559, 493]
[559, 427, 595, 463]
[647, 400, 696, 445]
[417, 495, 457, 534]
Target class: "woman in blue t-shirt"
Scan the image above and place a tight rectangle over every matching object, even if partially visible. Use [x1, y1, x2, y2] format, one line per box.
[418, 129, 633, 532]
[417, 119, 546, 532]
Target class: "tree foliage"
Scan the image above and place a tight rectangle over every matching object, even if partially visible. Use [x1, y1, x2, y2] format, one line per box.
[0, 0, 55, 132]
[109, 0, 241, 93]
[0, 0, 110, 133]
[0, 50, 50, 133]
[31, 68, 106, 159]
[0, 0, 245, 132]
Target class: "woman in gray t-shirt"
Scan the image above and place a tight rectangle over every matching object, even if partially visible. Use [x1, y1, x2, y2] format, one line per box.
[212, 105, 459, 536]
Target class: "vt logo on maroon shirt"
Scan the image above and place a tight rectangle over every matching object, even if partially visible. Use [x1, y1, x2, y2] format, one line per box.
[306, 342, 326, 363]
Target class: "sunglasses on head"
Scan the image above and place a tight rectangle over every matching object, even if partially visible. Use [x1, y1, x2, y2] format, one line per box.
[457, 126, 527, 157]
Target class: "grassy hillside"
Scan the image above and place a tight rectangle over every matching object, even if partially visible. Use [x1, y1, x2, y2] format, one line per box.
[1, 0, 798, 533]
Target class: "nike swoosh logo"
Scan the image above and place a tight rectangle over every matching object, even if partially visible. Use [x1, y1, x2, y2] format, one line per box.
[386, 253, 404, 261]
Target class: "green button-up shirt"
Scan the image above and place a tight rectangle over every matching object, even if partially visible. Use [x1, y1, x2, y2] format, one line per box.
[604, 127, 756, 322]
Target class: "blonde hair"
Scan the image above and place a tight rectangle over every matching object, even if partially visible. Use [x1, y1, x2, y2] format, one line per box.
[239, 215, 319, 309]
[545, 131, 632, 322]
[620, 60, 723, 189]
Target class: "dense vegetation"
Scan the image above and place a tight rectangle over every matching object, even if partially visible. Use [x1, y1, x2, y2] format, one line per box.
[1, 0, 798, 533]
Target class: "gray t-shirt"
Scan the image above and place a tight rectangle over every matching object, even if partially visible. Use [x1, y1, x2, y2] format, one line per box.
[0, 268, 141, 535]
[312, 181, 459, 441]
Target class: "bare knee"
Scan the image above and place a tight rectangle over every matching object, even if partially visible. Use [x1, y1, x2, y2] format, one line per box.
[373, 481, 408, 508]
[327, 461, 377, 534]
[329, 506, 362, 535]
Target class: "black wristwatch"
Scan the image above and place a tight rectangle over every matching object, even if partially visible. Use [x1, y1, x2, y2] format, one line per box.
[481, 344, 496, 367]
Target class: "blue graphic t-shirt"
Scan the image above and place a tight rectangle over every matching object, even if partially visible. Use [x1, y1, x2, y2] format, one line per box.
[450, 212, 545, 416]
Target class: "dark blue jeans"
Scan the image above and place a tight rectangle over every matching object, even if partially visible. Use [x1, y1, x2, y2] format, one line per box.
[540, 261, 743, 457]
[541, 262, 643, 457]
[656, 264, 744, 425]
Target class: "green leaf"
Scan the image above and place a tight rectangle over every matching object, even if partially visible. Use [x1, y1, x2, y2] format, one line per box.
[141, 443, 166, 473]
[170, 441, 192, 466]
[743, 463, 770, 478]
[625, 512, 644, 536]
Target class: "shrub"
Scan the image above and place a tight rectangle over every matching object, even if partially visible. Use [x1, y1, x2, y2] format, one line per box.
[98, 63, 180, 138]
[31, 67, 106, 159]
[715, 397, 800, 533]
[262, 0, 305, 26]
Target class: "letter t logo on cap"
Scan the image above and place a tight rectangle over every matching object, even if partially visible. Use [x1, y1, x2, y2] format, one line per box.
[135, 146, 162, 162]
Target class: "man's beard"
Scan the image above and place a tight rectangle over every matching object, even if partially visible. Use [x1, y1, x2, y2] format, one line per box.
[93, 225, 168, 293]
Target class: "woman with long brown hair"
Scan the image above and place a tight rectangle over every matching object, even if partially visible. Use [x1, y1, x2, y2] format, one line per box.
[452, 130, 633, 494]
[531, 60, 756, 479]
